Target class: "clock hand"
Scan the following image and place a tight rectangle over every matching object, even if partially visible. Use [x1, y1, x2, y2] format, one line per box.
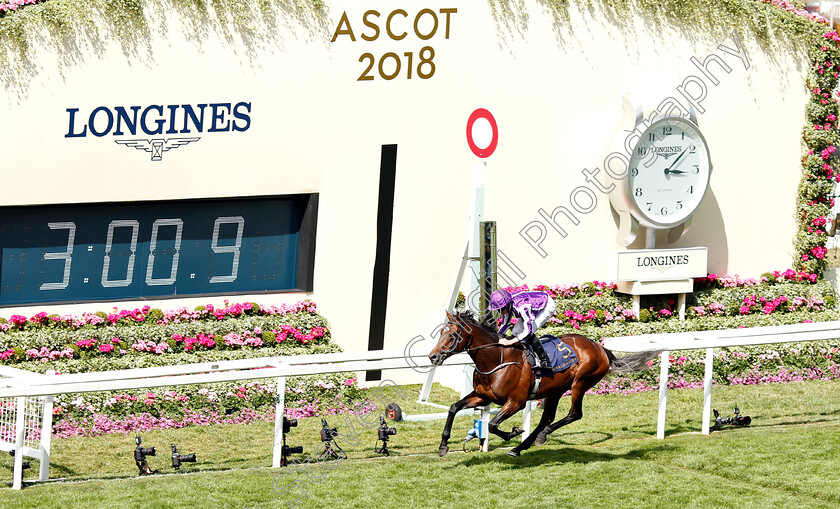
[664, 168, 688, 175]
[664, 147, 688, 174]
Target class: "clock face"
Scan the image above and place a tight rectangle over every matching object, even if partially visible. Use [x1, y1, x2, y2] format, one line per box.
[627, 117, 712, 228]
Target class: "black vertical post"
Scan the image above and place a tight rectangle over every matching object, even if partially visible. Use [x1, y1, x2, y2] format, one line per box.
[366, 144, 397, 381]
[479, 221, 497, 323]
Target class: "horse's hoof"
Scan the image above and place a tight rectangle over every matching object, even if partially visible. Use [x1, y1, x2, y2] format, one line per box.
[510, 426, 524, 438]
[507, 449, 521, 457]
[439, 445, 449, 457]
[534, 433, 547, 446]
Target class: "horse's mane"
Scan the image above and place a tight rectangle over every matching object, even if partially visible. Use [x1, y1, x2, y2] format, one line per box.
[454, 310, 501, 341]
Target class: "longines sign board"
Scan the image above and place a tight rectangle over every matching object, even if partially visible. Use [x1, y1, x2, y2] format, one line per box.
[64, 102, 252, 161]
[614, 247, 708, 282]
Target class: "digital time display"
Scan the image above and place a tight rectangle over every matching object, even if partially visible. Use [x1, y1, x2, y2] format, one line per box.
[0, 194, 318, 306]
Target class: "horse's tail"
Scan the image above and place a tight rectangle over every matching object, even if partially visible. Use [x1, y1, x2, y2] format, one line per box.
[605, 348, 662, 374]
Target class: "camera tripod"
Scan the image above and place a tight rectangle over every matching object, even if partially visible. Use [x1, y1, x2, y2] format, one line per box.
[374, 438, 390, 456]
[317, 439, 347, 461]
[134, 435, 157, 475]
[317, 418, 347, 460]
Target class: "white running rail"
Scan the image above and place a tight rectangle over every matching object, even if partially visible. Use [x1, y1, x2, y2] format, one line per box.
[603, 320, 840, 439]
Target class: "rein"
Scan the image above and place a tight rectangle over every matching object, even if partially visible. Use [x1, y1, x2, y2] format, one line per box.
[464, 340, 522, 375]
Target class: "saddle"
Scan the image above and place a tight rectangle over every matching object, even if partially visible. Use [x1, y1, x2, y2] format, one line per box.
[525, 335, 578, 374]
[525, 335, 578, 399]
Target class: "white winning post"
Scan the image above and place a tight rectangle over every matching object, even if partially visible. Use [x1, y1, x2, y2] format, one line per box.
[452, 107, 497, 314]
[428, 108, 520, 444]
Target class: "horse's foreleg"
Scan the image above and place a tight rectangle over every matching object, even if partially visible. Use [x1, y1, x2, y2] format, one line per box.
[439, 391, 487, 457]
[487, 399, 527, 442]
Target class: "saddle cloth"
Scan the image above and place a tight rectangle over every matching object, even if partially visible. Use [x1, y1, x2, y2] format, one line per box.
[525, 335, 578, 374]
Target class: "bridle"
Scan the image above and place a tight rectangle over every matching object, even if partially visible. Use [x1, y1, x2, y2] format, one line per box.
[441, 315, 521, 375]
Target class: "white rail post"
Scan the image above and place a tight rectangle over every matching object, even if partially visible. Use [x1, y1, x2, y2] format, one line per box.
[417, 366, 437, 403]
[272, 376, 287, 468]
[656, 350, 670, 439]
[461, 365, 474, 399]
[480, 406, 490, 452]
[701, 347, 714, 435]
[39, 370, 56, 481]
[521, 401, 533, 442]
[12, 396, 26, 489]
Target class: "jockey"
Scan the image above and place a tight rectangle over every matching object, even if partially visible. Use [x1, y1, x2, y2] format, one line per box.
[488, 289, 556, 375]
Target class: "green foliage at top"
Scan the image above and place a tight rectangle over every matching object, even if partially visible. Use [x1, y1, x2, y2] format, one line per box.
[0, 0, 147, 60]
[0, 0, 329, 96]
[500, 0, 825, 47]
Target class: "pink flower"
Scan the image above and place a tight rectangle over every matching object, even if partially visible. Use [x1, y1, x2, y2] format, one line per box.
[811, 246, 828, 259]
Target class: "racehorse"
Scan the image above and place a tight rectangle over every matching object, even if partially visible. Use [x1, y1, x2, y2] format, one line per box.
[428, 310, 660, 457]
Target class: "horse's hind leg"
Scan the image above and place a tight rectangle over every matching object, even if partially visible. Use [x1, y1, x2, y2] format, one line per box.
[538, 375, 601, 441]
[439, 391, 488, 457]
[508, 395, 560, 456]
[487, 399, 527, 442]
[532, 395, 561, 446]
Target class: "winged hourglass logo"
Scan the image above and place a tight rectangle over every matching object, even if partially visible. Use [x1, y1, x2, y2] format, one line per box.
[114, 137, 201, 161]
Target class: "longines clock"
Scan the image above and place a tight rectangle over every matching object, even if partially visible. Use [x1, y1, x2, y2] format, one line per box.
[610, 115, 712, 245]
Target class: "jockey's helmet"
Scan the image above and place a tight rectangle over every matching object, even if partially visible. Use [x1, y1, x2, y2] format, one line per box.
[488, 289, 512, 311]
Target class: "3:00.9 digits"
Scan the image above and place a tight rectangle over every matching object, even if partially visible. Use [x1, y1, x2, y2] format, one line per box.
[39, 216, 245, 291]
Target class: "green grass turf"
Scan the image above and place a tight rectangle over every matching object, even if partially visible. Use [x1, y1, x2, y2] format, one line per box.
[1, 380, 838, 508]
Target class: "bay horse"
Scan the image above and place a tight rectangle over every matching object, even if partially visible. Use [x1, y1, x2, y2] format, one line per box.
[428, 310, 660, 457]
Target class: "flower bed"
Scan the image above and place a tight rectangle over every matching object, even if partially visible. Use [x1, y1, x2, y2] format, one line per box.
[503, 269, 837, 331]
[0, 0, 44, 15]
[0, 300, 330, 363]
[0, 300, 376, 436]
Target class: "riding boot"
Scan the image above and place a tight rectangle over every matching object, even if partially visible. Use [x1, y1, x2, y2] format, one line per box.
[526, 335, 553, 375]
